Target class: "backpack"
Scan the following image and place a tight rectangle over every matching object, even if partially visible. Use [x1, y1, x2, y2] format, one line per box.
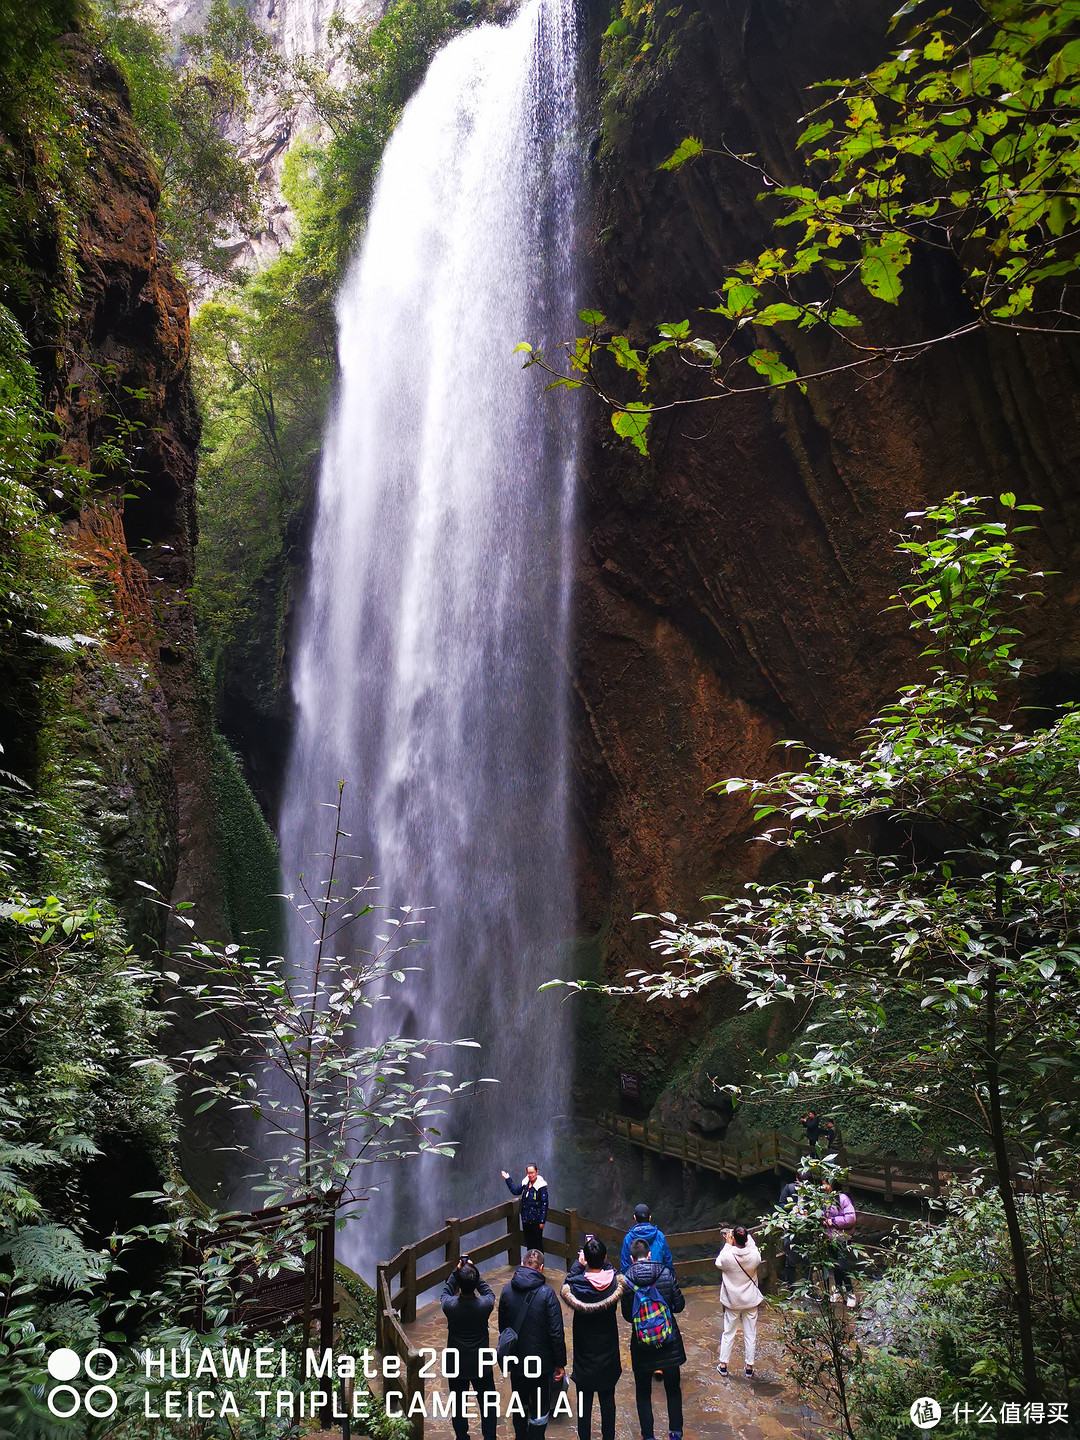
[630, 1283, 673, 1347]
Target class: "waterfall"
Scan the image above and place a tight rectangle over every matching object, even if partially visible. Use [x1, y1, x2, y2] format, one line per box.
[278, 0, 581, 1273]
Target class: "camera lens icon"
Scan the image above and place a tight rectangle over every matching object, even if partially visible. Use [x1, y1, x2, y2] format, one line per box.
[47, 1349, 81, 1382]
[909, 1397, 942, 1429]
[46, 1349, 118, 1418]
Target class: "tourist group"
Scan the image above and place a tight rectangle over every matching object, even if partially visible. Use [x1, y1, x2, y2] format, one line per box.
[434, 1165, 859, 1440]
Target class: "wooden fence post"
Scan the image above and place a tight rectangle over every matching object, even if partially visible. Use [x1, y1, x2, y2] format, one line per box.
[930, 1157, 941, 1200]
[319, 1212, 337, 1429]
[883, 1154, 894, 1204]
[772, 1133, 781, 1176]
[507, 1202, 522, 1268]
[446, 1218, 461, 1269]
[406, 1348, 424, 1440]
[403, 1245, 417, 1324]
[375, 1264, 388, 1350]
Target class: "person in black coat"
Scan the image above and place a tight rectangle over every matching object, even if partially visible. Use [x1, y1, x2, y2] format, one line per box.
[442, 1259, 498, 1440]
[561, 1235, 627, 1440]
[621, 1239, 686, 1440]
[498, 1250, 566, 1440]
[802, 1111, 820, 1155]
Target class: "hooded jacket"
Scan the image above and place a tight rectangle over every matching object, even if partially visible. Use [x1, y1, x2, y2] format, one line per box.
[619, 1221, 674, 1273]
[505, 1173, 549, 1227]
[825, 1192, 857, 1233]
[561, 1262, 626, 1391]
[498, 1264, 566, 1371]
[620, 1259, 686, 1371]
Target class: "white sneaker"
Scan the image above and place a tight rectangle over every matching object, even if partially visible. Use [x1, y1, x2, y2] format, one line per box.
[846, 1294, 857, 1309]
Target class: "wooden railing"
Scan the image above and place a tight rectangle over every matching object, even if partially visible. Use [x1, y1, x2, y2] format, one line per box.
[596, 1111, 972, 1200]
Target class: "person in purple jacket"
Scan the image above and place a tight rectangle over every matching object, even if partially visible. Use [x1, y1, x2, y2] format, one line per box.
[823, 1180, 857, 1307]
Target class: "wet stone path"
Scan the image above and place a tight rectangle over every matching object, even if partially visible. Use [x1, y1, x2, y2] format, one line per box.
[403, 1265, 820, 1440]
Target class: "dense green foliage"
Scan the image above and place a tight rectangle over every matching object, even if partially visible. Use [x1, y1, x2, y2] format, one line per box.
[562, 496, 1080, 1398]
[192, 0, 499, 693]
[0, 3, 94, 335]
[596, 0, 701, 156]
[527, 0, 1080, 452]
[0, 312, 177, 1435]
[767, 1162, 1080, 1436]
[209, 729, 284, 953]
[98, 0, 274, 275]
[852, 1180, 1080, 1432]
[0, 310, 93, 669]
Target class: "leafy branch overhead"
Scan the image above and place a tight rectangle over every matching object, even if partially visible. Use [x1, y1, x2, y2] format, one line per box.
[521, 0, 1080, 453]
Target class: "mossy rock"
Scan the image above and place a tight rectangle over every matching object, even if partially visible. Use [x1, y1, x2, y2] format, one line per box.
[651, 1002, 798, 1137]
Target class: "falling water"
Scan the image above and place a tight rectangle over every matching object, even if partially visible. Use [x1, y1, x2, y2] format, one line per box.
[278, 0, 581, 1272]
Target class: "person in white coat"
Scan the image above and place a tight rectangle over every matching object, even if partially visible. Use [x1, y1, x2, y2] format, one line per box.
[715, 1225, 764, 1378]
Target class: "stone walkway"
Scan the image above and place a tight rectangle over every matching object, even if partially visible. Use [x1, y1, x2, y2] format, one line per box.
[403, 1265, 820, 1440]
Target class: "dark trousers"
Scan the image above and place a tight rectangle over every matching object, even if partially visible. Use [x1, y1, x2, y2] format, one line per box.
[633, 1367, 682, 1440]
[576, 1386, 616, 1440]
[523, 1220, 545, 1253]
[832, 1241, 854, 1292]
[782, 1235, 802, 1287]
[510, 1371, 552, 1440]
[449, 1370, 499, 1440]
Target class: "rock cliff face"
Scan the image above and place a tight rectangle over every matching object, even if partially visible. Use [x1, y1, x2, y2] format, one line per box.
[571, 0, 1080, 1091]
[162, 0, 379, 267]
[15, 37, 227, 950]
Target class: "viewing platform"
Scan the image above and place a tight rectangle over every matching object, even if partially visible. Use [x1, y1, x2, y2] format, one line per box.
[400, 1262, 818, 1440]
[372, 1194, 905, 1438]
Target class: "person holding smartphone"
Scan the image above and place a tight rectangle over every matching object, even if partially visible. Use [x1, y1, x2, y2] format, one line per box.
[715, 1226, 763, 1379]
[442, 1257, 499, 1440]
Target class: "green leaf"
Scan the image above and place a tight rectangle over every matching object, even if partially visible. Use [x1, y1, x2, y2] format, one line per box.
[659, 136, 703, 171]
[578, 309, 606, 327]
[609, 334, 647, 378]
[798, 120, 832, 148]
[715, 282, 761, 319]
[611, 403, 652, 455]
[747, 349, 800, 386]
[860, 233, 910, 303]
[511, 341, 532, 355]
[754, 303, 803, 325]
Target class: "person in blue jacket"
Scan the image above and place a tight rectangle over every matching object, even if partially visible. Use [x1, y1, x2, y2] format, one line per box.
[620, 1203, 674, 1273]
[502, 1162, 549, 1252]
